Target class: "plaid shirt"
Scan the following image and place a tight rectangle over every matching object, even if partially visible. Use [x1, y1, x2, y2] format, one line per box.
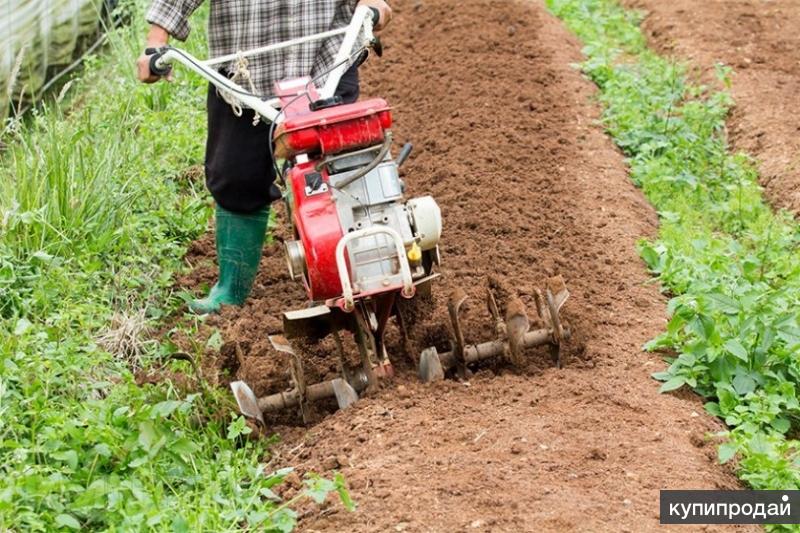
[146, 0, 358, 97]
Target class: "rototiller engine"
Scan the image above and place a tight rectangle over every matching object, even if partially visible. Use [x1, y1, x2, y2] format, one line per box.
[146, 6, 571, 424]
[251, 76, 444, 422]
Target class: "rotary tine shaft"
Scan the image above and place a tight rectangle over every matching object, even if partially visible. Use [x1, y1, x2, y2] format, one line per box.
[230, 369, 369, 423]
[256, 371, 369, 413]
[418, 278, 572, 383]
[230, 333, 371, 424]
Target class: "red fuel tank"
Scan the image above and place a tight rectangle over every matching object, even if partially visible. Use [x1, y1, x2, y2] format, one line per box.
[288, 162, 345, 301]
[274, 98, 392, 159]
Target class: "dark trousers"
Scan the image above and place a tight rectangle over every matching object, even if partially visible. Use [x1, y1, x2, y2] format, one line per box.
[204, 65, 361, 213]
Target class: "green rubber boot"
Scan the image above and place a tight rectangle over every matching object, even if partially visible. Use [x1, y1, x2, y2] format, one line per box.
[189, 205, 270, 314]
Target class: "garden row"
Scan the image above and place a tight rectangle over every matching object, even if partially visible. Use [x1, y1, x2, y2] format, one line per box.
[548, 0, 800, 495]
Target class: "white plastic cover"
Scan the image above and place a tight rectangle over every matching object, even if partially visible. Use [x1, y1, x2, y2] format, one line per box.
[408, 195, 442, 251]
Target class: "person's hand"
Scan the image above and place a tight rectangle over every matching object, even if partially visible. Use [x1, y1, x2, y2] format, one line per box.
[358, 0, 392, 31]
[137, 25, 172, 83]
[137, 53, 172, 83]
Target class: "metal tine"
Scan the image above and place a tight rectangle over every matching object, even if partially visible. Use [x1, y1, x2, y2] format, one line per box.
[447, 288, 469, 379]
[545, 285, 567, 369]
[553, 288, 570, 312]
[486, 287, 506, 337]
[332, 378, 359, 410]
[230, 381, 264, 424]
[546, 275, 569, 313]
[486, 287, 500, 320]
[532, 288, 547, 324]
[505, 298, 530, 366]
[419, 346, 444, 383]
[269, 334, 311, 419]
[414, 279, 573, 387]
[269, 335, 295, 355]
[354, 308, 380, 393]
[288, 350, 312, 423]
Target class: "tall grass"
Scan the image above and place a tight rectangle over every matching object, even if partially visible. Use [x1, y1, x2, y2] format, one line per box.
[0, 2, 348, 529]
[4, 107, 139, 256]
[1, 9, 205, 261]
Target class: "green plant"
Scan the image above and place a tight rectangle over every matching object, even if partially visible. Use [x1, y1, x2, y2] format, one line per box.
[547, 0, 800, 501]
[0, 1, 349, 529]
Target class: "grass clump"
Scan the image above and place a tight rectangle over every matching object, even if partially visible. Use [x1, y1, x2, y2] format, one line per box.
[0, 2, 350, 530]
[547, 0, 800, 495]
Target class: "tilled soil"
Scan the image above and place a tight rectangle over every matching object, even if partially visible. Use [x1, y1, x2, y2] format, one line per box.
[174, 0, 756, 530]
[623, 0, 800, 215]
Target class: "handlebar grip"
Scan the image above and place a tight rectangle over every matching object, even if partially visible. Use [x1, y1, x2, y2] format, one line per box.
[145, 48, 172, 78]
[368, 6, 380, 26]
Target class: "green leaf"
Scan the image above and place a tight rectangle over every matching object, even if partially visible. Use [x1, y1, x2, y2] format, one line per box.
[704, 402, 721, 417]
[263, 467, 293, 488]
[718, 442, 737, 464]
[52, 450, 79, 470]
[639, 242, 661, 270]
[93, 443, 112, 457]
[170, 437, 200, 456]
[271, 508, 297, 533]
[259, 487, 281, 502]
[226, 416, 252, 441]
[659, 376, 685, 393]
[171, 515, 190, 533]
[725, 415, 741, 426]
[138, 420, 157, 450]
[128, 455, 150, 468]
[770, 418, 790, 434]
[31, 250, 54, 263]
[747, 433, 770, 455]
[305, 476, 336, 504]
[777, 326, 800, 349]
[151, 400, 182, 419]
[14, 318, 32, 336]
[206, 330, 224, 350]
[705, 293, 739, 315]
[723, 339, 748, 362]
[55, 514, 81, 530]
[334, 473, 356, 512]
[732, 374, 756, 396]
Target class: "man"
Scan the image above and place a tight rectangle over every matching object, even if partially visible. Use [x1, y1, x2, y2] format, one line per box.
[137, 0, 391, 313]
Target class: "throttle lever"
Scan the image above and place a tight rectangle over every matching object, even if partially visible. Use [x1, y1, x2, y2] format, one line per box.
[396, 143, 413, 167]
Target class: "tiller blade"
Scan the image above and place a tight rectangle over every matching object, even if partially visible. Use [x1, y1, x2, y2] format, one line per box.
[230, 380, 264, 424]
[418, 275, 571, 382]
[232, 333, 372, 424]
[331, 378, 359, 409]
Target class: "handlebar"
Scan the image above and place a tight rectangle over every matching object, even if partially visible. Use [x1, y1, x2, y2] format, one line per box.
[143, 5, 378, 124]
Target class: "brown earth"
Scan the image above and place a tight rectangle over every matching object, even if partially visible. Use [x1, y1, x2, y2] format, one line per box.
[623, 0, 800, 215]
[171, 0, 759, 530]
